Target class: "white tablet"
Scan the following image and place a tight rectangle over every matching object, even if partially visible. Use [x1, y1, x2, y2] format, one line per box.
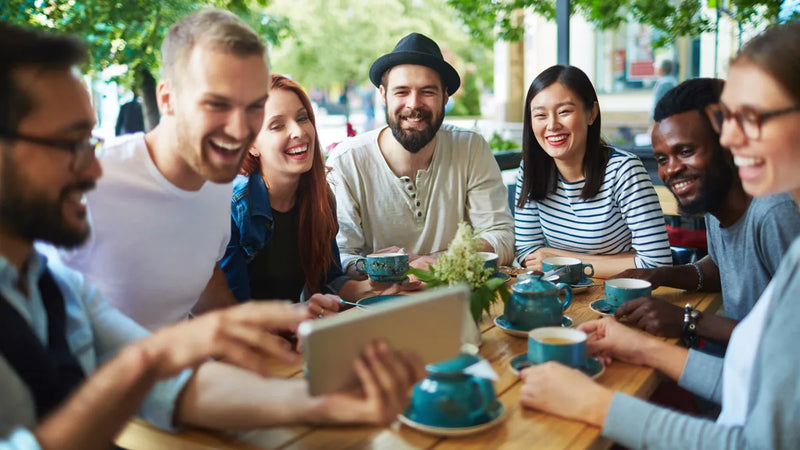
[298, 285, 469, 396]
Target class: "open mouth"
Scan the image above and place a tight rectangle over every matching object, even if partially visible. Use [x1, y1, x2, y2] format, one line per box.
[285, 143, 310, 159]
[670, 177, 698, 196]
[545, 134, 568, 145]
[209, 138, 245, 160]
[733, 155, 764, 168]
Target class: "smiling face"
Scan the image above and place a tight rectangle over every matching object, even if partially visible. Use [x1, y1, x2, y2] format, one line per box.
[529, 82, 598, 167]
[652, 110, 734, 215]
[1, 67, 102, 247]
[719, 62, 800, 199]
[255, 88, 316, 181]
[381, 64, 447, 153]
[163, 44, 270, 186]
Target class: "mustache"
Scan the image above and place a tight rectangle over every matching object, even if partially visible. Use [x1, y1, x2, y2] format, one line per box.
[401, 108, 430, 120]
[61, 180, 96, 198]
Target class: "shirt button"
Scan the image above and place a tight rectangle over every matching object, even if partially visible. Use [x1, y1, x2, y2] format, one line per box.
[417, 211, 422, 217]
[416, 201, 421, 206]
[411, 193, 416, 198]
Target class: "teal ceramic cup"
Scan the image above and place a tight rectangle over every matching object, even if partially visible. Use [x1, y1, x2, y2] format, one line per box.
[527, 327, 587, 368]
[541, 256, 594, 285]
[353, 252, 409, 283]
[411, 354, 497, 428]
[604, 278, 652, 308]
[477, 251, 499, 274]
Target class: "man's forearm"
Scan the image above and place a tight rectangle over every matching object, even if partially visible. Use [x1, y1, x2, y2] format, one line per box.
[175, 361, 326, 430]
[697, 313, 738, 343]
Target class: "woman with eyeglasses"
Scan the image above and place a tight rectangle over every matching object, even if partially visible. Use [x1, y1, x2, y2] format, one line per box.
[517, 22, 800, 448]
[514, 65, 672, 278]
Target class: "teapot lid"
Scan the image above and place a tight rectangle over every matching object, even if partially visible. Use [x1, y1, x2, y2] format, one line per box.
[512, 273, 557, 294]
[425, 353, 481, 376]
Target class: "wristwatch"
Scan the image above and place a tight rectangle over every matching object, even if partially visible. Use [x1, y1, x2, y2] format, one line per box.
[681, 303, 702, 348]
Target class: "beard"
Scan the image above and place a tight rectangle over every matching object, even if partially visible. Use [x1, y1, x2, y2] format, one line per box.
[0, 152, 93, 248]
[673, 148, 735, 215]
[385, 99, 446, 154]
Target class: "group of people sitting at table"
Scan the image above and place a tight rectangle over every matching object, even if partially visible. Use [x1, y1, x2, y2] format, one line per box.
[1, 5, 799, 448]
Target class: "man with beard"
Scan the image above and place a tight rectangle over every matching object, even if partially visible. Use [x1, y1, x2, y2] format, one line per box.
[611, 78, 800, 345]
[53, 8, 285, 330]
[0, 22, 424, 448]
[328, 33, 514, 276]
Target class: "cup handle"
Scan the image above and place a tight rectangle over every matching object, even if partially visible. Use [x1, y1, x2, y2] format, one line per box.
[557, 282, 573, 311]
[583, 263, 594, 278]
[354, 257, 367, 273]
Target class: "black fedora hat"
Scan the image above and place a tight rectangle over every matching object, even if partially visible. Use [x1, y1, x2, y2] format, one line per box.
[369, 33, 460, 96]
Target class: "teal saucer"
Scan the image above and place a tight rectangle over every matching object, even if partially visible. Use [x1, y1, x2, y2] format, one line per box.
[398, 401, 505, 437]
[356, 294, 402, 309]
[494, 315, 573, 338]
[570, 277, 595, 293]
[589, 299, 616, 315]
[509, 353, 604, 378]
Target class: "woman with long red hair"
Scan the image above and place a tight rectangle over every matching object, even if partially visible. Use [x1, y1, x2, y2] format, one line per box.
[221, 75, 399, 312]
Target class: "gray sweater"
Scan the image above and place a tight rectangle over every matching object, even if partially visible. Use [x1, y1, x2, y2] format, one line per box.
[603, 235, 800, 448]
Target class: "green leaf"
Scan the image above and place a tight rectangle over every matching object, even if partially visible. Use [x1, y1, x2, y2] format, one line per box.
[405, 268, 438, 283]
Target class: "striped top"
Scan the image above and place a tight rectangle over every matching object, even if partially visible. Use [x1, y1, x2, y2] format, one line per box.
[514, 149, 672, 268]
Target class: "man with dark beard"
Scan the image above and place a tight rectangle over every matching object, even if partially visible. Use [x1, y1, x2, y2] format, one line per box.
[611, 78, 800, 345]
[328, 33, 514, 276]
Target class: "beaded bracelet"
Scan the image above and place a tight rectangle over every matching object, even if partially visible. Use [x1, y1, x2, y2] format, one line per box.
[689, 262, 704, 292]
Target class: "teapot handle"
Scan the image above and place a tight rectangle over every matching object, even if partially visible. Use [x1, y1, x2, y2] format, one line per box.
[556, 282, 573, 311]
[468, 378, 496, 419]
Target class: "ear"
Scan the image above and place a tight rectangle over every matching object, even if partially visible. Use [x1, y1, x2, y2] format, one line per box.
[587, 101, 599, 126]
[379, 85, 387, 106]
[156, 80, 175, 116]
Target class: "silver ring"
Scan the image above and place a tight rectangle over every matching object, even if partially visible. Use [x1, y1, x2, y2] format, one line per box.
[317, 313, 324, 319]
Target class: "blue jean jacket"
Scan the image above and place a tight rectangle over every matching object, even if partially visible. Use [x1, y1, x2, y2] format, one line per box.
[220, 174, 349, 301]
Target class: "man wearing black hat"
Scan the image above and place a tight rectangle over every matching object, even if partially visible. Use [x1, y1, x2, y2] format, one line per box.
[328, 33, 514, 275]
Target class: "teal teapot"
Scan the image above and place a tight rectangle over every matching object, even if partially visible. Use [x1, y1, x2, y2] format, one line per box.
[505, 274, 573, 330]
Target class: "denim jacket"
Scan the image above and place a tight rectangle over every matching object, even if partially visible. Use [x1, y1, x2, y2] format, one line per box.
[220, 174, 349, 301]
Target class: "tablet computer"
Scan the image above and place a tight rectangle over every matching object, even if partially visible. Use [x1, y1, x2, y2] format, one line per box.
[298, 285, 469, 396]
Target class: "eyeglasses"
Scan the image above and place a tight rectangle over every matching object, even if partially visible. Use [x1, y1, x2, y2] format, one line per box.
[0, 132, 104, 172]
[705, 102, 800, 140]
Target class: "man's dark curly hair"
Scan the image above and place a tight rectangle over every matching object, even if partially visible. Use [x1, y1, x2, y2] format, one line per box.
[653, 77, 724, 123]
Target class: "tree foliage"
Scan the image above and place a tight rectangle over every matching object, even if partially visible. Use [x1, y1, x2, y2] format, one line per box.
[264, 0, 493, 94]
[447, 0, 783, 46]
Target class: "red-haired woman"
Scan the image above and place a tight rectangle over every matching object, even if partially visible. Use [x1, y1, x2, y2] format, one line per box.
[221, 75, 400, 315]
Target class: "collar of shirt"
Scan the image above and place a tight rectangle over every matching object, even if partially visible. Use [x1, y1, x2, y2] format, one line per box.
[0, 250, 49, 344]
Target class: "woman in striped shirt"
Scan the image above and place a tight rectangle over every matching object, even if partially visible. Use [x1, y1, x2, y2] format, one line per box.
[514, 65, 672, 277]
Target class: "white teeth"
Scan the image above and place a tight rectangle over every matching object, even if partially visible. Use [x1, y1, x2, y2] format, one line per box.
[286, 145, 308, 155]
[65, 190, 85, 204]
[210, 139, 242, 152]
[673, 180, 693, 191]
[733, 155, 761, 167]
[546, 135, 567, 143]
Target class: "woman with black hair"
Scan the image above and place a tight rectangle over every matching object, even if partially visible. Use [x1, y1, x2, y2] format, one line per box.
[514, 65, 672, 278]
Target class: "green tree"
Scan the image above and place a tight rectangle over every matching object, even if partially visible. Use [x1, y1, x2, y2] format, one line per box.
[447, 0, 783, 45]
[264, 0, 493, 107]
[2, 0, 291, 130]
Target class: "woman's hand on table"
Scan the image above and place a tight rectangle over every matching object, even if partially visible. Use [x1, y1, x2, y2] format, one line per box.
[312, 340, 425, 425]
[578, 317, 663, 367]
[140, 302, 306, 378]
[519, 362, 613, 427]
[521, 248, 557, 271]
[303, 293, 341, 317]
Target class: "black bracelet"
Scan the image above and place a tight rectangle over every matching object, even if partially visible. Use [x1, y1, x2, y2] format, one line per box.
[681, 303, 701, 348]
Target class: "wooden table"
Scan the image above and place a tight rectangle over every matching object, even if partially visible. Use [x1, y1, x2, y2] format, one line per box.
[116, 281, 721, 450]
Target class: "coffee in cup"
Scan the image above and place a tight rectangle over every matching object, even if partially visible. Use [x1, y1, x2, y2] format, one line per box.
[354, 252, 409, 283]
[541, 256, 594, 285]
[527, 327, 587, 368]
[604, 278, 652, 308]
